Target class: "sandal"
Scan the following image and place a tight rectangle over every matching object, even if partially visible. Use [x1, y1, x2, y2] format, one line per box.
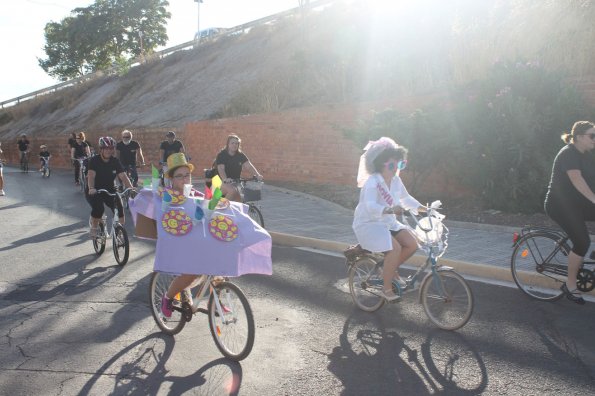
[380, 289, 401, 302]
[560, 283, 586, 305]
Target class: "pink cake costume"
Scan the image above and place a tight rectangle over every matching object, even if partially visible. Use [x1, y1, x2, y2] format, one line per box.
[130, 187, 272, 276]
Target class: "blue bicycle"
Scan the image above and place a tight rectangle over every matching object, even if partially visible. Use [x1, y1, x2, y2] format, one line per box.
[345, 204, 474, 330]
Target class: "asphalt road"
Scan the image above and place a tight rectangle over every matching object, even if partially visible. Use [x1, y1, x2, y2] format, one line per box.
[1, 167, 594, 395]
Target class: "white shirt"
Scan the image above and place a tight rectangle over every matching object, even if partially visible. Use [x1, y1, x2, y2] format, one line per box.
[352, 173, 421, 252]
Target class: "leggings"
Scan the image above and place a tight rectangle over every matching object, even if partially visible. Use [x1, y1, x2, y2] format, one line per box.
[545, 197, 595, 257]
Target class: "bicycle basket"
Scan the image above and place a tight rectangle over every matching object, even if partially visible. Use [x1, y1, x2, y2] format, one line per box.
[242, 181, 263, 201]
[413, 215, 448, 256]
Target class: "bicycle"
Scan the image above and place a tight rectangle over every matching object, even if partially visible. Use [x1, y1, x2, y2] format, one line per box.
[233, 177, 265, 228]
[20, 151, 29, 173]
[92, 188, 132, 266]
[344, 204, 474, 331]
[116, 163, 144, 210]
[40, 156, 50, 178]
[149, 273, 255, 361]
[76, 157, 89, 192]
[510, 226, 595, 301]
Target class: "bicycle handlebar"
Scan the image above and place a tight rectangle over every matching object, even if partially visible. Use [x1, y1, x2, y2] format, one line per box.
[95, 188, 134, 196]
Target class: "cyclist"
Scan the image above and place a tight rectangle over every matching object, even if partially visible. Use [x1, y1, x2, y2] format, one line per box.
[159, 131, 185, 185]
[352, 137, 426, 302]
[544, 121, 595, 305]
[216, 134, 263, 202]
[116, 130, 145, 187]
[16, 134, 30, 167]
[86, 137, 134, 237]
[0, 142, 5, 196]
[39, 145, 51, 172]
[71, 131, 91, 186]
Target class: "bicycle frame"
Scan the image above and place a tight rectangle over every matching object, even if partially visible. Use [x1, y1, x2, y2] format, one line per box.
[95, 188, 130, 237]
[178, 275, 232, 321]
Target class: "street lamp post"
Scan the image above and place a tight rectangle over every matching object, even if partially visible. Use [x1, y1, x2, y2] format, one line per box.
[194, 0, 203, 43]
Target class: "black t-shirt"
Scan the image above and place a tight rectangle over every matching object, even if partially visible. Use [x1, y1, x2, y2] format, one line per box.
[216, 149, 249, 180]
[547, 144, 595, 206]
[73, 141, 89, 158]
[160, 140, 183, 162]
[116, 140, 141, 166]
[39, 151, 50, 158]
[88, 155, 124, 192]
[17, 139, 30, 151]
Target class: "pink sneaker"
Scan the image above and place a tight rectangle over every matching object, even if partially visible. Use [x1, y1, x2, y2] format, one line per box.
[161, 295, 173, 318]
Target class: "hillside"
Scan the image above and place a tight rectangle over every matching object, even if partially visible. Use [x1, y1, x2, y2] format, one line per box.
[1, 0, 595, 140]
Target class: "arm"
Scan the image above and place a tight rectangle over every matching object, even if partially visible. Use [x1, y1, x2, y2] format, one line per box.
[118, 171, 134, 190]
[217, 164, 229, 182]
[87, 169, 96, 194]
[242, 160, 263, 180]
[137, 146, 145, 165]
[159, 149, 165, 163]
[179, 141, 186, 154]
[360, 180, 387, 219]
[71, 147, 75, 160]
[568, 170, 595, 204]
[84, 144, 91, 157]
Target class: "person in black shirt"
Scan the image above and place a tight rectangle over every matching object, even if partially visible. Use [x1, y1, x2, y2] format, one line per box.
[71, 131, 91, 185]
[544, 120, 595, 305]
[39, 145, 51, 172]
[159, 131, 185, 186]
[216, 134, 263, 202]
[87, 136, 134, 237]
[116, 130, 145, 186]
[16, 134, 30, 164]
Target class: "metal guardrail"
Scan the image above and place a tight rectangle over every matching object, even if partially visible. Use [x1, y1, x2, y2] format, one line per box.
[0, 0, 337, 110]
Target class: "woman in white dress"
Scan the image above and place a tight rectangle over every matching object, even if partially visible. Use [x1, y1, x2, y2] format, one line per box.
[352, 137, 425, 301]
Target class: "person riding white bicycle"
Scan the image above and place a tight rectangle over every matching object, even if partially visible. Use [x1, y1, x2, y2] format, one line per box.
[16, 133, 30, 168]
[86, 137, 134, 237]
[352, 137, 426, 302]
[116, 129, 145, 187]
[39, 145, 51, 172]
[71, 131, 91, 186]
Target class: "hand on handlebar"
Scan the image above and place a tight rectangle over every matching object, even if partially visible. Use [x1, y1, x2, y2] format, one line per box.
[89, 188, 97, 195]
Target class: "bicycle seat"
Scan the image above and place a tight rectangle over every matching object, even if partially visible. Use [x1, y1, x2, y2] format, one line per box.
[343, 244, 371, 260]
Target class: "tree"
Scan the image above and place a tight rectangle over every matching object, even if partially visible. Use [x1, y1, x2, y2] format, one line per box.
[38, 0, 170, 80]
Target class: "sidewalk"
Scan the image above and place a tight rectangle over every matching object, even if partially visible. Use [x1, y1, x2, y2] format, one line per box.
[256, 184, 518, 282]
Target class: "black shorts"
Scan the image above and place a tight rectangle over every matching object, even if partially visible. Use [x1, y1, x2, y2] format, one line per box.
[86, 191, 124, 219]
[545, 196, 595, 256]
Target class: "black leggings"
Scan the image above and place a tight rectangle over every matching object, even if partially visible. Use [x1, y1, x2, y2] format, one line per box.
[545, 198, 595, 257]
[86, 192, 124, 220]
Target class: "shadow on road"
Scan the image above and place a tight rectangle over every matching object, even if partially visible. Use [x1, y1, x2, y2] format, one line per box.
[326, 314, 487, 395]
[78, 333, 243, 395]
[0, 222, 87, 252]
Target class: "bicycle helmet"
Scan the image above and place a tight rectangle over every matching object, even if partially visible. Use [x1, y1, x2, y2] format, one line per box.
[98, 136, 117, 148]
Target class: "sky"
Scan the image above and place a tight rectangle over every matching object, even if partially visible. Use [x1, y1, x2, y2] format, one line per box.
[0, 0, 302, 103]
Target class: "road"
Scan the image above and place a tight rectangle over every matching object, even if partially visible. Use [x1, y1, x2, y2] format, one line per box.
[1, 167, 594, 395]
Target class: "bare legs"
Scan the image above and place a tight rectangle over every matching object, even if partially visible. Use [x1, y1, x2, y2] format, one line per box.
[166, 274, 199, 299]
[383, 230, 418, 297]
[566, 251, 583, 290]
[221, 183, 241, 202]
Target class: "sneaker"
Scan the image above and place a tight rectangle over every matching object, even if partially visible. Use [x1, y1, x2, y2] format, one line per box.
[560, 283, 586, 305]
[161, 295, 173, 318]
[380, 289, 401, 302]
[0, 189, 4, 196]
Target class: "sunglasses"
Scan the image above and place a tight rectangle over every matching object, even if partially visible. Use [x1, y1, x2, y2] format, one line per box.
[385, 159, 407, 171]
[172, 173, 191, 179]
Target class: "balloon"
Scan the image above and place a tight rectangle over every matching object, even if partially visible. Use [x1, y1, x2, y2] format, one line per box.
[211, 175, 222, 190]
[143, 178, 151, 187]
[152, 164, 160, 179]
[205, 185, 213, 199]
[163, 191, 172, 202]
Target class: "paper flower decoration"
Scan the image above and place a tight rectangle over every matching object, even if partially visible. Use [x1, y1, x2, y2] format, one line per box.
[161, 209, 193, 236]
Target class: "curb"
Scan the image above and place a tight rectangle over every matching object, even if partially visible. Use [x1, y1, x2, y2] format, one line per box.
[269, 231, 595, 297]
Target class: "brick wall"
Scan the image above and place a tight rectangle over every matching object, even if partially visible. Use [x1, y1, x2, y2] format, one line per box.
[0, 95, 460, 197]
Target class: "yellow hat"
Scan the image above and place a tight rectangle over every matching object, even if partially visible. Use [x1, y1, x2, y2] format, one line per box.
[166, 153, 194, 177]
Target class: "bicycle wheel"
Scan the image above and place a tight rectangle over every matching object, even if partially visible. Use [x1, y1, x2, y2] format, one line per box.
[348, 257, 385, 312]
[511, 232, 567, 301]
[112, 224, 129, 266]
[149, 272, 186, 335]
[208, 281, 255, 361]
[420, 270, 473, 331]
[93, 222, 106, 255]
[248, 204, 264, 228]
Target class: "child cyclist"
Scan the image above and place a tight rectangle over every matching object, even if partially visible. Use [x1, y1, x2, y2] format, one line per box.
[39, 145, 51, 172]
